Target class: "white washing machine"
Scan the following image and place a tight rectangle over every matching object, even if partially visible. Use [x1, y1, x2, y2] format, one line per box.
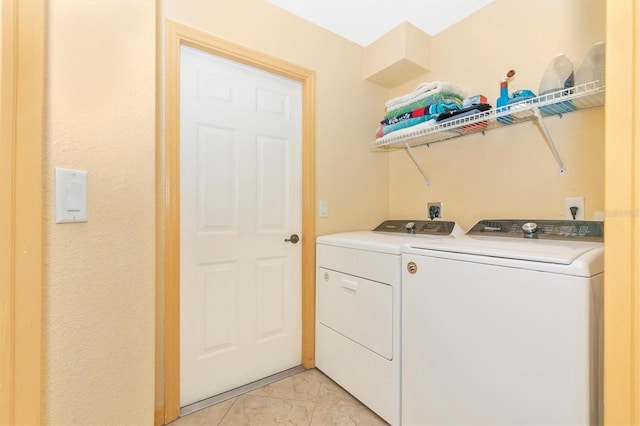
[316, 220, 465, 425]
[401, 219, 604, 426]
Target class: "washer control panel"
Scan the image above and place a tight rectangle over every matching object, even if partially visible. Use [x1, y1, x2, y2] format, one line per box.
[468, 219, 604, 241]
[373, 220, 457, 235]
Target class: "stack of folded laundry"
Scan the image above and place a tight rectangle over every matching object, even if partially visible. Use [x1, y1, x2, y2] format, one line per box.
[376, 81, 468, 141]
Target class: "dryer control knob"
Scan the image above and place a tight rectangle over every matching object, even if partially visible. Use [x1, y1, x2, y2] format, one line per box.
[522, 222, 539, 238]
[405, 222, 416, 233]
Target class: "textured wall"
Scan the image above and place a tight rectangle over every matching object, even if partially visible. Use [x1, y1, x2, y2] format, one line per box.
[387, 0, 606, 230]
[43, 1, 156, 424]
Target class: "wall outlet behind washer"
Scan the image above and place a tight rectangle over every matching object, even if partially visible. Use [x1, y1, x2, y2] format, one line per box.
[565, 196, 585, 220]
[427, 202, 443, 219]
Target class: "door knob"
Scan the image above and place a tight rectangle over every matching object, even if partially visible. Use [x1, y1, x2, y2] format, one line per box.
[284, 234, 300, 244]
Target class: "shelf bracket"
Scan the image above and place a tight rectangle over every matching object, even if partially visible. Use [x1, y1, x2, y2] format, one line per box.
[404, 143, 431, 187]
[532, 107, 566, 173]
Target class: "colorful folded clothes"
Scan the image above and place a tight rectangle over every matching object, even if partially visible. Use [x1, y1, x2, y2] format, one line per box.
[376, 81, 468, 140]
[381, 103, 461, 126]
[436, 103, 492, 123]
[376, 116, 437, 138]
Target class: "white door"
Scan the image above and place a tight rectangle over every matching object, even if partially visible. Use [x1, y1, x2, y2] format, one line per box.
[179, 45, 302, 407]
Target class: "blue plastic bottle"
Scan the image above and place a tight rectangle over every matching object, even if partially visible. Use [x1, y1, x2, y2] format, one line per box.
[496, 80, 511, 123]
[497, 81, 509, 108]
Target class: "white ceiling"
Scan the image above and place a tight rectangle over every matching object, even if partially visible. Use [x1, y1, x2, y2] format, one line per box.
[266, 0, 495, 47]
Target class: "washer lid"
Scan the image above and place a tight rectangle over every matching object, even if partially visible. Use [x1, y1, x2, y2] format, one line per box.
[405, 236, 602, 265]
[316, 220, 464, 255]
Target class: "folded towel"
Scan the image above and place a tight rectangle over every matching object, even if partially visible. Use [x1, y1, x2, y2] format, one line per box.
[385, 81, 467, 110]
[376, 115, 436, 138]
[381, 103, 461, 126]
[384, 95, 463, 120]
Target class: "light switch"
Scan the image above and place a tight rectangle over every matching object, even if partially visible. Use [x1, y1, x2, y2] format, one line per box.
[55, 167, 88, 223]
[66, 181, 83, 211]
[319, 200, 329, 218]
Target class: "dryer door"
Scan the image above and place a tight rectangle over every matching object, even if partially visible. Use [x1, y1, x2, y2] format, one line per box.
[317, 268, 393, 360]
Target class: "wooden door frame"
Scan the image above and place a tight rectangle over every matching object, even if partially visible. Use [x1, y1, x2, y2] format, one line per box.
[0, 0, 45, 424]
[603, 1, 640, 424]
[158, 20, 316, 424]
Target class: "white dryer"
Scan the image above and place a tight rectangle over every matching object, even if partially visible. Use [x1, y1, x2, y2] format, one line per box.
[316, 220, 464, 425]
[401, 219, 604, 426]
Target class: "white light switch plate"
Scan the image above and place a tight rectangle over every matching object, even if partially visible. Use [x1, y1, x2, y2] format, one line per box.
[55, 167, 88, 223]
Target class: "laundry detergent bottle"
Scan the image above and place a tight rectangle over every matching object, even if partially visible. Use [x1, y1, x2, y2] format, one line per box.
[539, 54, 575, 115]
[576, 42, 605, 85]
[497, 81, 509, 109]
[496, 69, 515, 123]
[574, 41, 605, 108]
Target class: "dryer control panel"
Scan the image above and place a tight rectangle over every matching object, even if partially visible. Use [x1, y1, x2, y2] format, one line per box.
[373, 220, 457, 235]
[468, 219, 604, 241]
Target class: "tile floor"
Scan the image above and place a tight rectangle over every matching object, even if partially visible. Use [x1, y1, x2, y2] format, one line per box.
[172, 368, 389, 425]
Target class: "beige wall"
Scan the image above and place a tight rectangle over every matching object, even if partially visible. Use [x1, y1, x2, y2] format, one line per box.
[43, 1, 156, 424]
[387, 0, 606, 230]
[162, 0, 390, 236]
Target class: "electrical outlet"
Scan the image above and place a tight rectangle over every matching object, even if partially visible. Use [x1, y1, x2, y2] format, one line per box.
[565, 196, 585, 220]
[427, 202, 443, 220]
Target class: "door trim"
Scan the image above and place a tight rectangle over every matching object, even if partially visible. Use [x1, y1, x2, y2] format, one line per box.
[0, 0, 45, 424]
[604, 1, 640, 424]
[159, 20, 316, 424]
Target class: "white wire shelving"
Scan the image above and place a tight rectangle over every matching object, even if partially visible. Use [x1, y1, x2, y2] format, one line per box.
[371, 81, 605, 185]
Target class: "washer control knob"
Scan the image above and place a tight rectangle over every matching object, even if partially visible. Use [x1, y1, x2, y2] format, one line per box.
[522, 222, 538, 238]
[405, 222, 416, 233]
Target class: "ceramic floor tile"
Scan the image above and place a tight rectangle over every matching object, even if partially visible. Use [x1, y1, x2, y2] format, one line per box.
[248, 368, 324, 402]
[316, 375, 361, 405]
[312, 376, 389, 425]
[310, 399, 388, 426]
[219, 394, 316, 426]
[175, 369, 386, 426]
[311, 401, 387, 426]
[173, 397, 236, 425]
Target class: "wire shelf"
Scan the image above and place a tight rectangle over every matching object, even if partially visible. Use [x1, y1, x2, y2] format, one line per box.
[371, 81, 605, 151]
